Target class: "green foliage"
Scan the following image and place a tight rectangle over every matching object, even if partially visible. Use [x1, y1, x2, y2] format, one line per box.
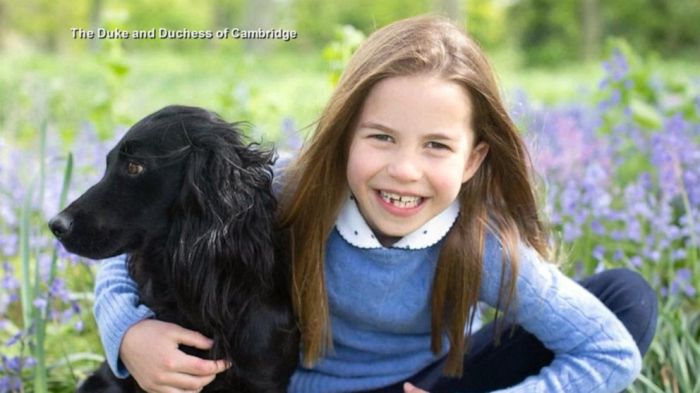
[293, 0, 430, 46]
[322, 25, 365, 86]
[508, 0, 582, 65]
[87, 10, 132, 139]
[2, 0, 699, 69]
[629, 301, 700, 393]
[509, 0, 700, 66]
[603, 0, 700, 58]
[465, 0, 509, 50]
[594, 38, 700, 188]
[2, 0, 89, 51]
[16, 124, 75, 393]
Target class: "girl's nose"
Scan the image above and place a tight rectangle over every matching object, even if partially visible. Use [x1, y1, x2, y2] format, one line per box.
[386, 152, 421, 182]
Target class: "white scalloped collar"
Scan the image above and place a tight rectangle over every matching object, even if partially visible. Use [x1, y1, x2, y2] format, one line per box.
[335, 195, 460, 250]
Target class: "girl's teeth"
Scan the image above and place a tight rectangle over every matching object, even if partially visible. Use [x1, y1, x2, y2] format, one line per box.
[380, 191, 422, 208]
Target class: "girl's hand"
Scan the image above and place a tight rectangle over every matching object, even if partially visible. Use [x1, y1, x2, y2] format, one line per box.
[120, 319, 229, 393]
[403, 382, 430, 393]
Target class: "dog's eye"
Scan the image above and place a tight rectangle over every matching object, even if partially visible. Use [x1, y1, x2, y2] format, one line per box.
[127, 162, 144, 175]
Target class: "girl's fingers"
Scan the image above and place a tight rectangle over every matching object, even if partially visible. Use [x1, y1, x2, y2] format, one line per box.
[174, 353, 230, 376]
[121, 320, 228, 392]
[168, 325, 231, 376]
[171, 325, 215, 350]
[403, 382, 429, 393]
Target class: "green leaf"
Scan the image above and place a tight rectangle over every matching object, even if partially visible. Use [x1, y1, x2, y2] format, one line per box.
[631, 98, 662, 130]
[19, 179, 36, 331]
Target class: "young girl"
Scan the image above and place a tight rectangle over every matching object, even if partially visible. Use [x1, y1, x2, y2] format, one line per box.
[93, 15, 657, 393]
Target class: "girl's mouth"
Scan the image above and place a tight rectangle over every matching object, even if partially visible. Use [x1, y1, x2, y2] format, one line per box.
[378, 190, 424, 209]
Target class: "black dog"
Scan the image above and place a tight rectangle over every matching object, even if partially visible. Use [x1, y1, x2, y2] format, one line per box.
[49, 105, 299, 392]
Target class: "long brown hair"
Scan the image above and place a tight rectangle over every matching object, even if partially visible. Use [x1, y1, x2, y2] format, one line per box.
[279, 15, 551, 376]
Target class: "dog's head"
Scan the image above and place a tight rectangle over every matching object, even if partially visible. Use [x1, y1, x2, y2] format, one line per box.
[49, 105, 276, 264]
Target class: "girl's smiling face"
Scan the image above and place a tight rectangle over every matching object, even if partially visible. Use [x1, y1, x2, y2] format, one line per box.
[347, 74, 489, 245]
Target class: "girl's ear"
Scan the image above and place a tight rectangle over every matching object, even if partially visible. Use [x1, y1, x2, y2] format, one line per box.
[462, 141, 489, 183]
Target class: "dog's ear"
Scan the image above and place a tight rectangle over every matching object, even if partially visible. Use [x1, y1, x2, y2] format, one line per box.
[166, 128, 277, 351]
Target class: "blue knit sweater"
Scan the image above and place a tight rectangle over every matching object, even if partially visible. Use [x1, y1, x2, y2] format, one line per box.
[93, 196, 641, 392]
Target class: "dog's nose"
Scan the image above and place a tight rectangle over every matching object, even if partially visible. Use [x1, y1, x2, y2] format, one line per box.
[49, 213, 73, 238]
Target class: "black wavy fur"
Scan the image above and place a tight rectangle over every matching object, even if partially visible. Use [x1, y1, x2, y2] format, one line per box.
[49, 105, 299, 392]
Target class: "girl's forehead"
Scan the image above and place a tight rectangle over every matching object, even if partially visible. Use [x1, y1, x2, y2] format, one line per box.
[364, 75, 471, 109]
[357, 74, 474, 132]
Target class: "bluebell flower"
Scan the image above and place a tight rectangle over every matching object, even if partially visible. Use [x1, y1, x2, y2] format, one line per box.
[49, 278, 70, 302]
[625, 217, 642, 241]
[33, 297, 47, 312]
[592, 245, 605, 262]
[0, 233, 18, 256]
[0, 375, 22, 392]
[591, 220, 606, 235]
[629, 256, 643, 268]
[562, 221, 583, 243]
[2, 356, 22, 374]
[5, 332, 21, 347]
[613, 249, 624, 261]
[671, 249, 687, 261]
[670, 268, 696, 298]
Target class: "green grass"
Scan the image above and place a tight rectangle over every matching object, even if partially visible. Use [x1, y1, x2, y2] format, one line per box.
[0, 48, 332, 147]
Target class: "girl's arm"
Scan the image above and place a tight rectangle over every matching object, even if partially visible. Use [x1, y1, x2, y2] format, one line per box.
[93, 256, 227, 390]
[93, 255, 155, 377]
[479, 234, 642, 393]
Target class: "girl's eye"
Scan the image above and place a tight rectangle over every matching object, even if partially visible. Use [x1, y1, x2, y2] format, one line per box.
[127, 162, 144, 175]
[426, 141, 450, 150]
[369, 134, 393, 142]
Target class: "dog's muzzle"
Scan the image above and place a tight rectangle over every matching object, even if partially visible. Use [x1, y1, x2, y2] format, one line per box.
[49, 213, 74, 239]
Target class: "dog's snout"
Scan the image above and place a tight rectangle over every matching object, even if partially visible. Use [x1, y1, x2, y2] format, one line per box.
[49, 213, 73, 238]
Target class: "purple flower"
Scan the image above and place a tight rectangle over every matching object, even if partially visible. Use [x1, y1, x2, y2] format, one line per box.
[0, 375, 22, 392]
[49, 278, 70, 302]
[670, 268, 696, 298]
[605, 48, 629, 82]
[644, 249, 661, 263]
[1, 272, 18, 291]
[0, 233, 18, 256]
[591, 220, 606, 235]
[629, 256, 643, 268]
[24, 357, 36, 368]
[592, 245, 606, 262]
[613, 249, 624, 261]
[5, 332, 21, 347]
[37, 253, 52, 281]
[33, 297, 47, 312]
[625, 218, 642, 241]
[610, 230, 624, 241]
[2, 356, 22, 373]
[671, 249, 687, 261]
[71, 300, 81, 314]
[562, 221, 583, 242]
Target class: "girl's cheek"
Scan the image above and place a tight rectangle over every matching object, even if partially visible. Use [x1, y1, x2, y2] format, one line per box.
[437, 164, 468, 197]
